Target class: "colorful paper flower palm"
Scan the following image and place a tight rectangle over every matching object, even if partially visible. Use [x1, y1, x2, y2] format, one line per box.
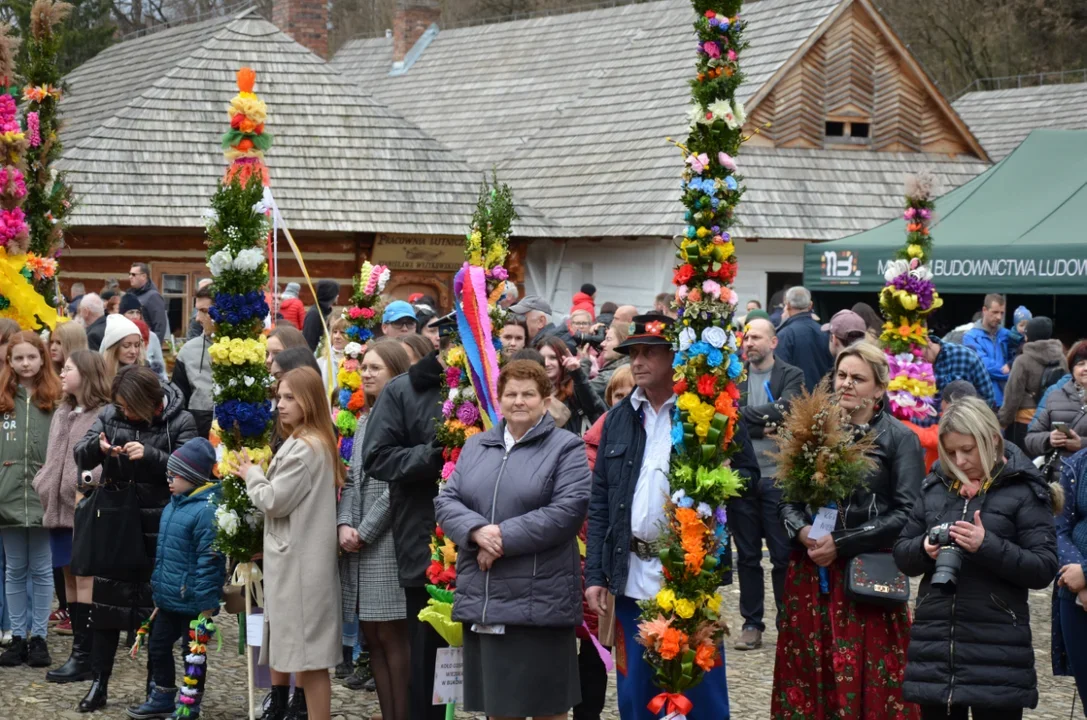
[207, 69, 276, 562]
[879, 173, 943, 422]
[633, 2, 748, 710]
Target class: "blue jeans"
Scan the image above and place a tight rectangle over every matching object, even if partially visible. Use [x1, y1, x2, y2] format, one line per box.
[0, 533, 9, 631]
[1, 527, 53, 638]
[1060, 593, 1087, 718]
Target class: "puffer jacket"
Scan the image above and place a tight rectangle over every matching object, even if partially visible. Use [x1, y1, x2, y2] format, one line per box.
[172, 334, 214, 438]
[1053, 447, 1087, 676]
[779, 406, 925, 558]
[1025, 380, 1087, 459]
[893, 444, 1058, 709]
[32, 403, 105, 529]
[279, 296, 305, 330]
[74, 381, 197, 630]
[151, 482, 225, 615]
[0, 386, 54, 528]
[998, 339, 1066, 428]
[963, 324, 1013, 406]
[434, 414, 591, 627]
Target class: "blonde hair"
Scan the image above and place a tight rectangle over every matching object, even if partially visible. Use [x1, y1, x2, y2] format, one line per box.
[52, 322, 88, 371]
[833, 340, 889, 389]
[938, 396, 1003, 488]
[102, 337, 146, 380]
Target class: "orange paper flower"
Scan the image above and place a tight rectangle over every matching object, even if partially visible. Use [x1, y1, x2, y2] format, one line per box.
[695, 643, 716, 671]
[659, 628, 688, 661]
[237, 67, 256, 93]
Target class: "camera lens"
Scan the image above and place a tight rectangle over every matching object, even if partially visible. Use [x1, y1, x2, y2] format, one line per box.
[931, 545, 963, 588]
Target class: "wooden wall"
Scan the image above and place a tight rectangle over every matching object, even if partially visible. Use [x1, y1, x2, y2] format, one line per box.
[744, 2, 973, 157]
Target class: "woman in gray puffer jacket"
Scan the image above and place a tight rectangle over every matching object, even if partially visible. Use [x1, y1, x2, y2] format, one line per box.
[1025, 340, 1087, 461]
[435, 360, 591, 720]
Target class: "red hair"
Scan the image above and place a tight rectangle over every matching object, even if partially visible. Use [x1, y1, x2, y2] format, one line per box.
[0, 331, 63, 413]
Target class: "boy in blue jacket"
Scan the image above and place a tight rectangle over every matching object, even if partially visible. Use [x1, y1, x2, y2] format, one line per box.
[128, 438, 224, 720]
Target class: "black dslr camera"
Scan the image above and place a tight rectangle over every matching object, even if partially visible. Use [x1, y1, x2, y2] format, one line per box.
[927, 522, 963, 589]
[572, 331, 607, 351]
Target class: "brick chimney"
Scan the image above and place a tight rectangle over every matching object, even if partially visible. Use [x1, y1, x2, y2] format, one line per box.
[273, 0, 330, 60]
[393, 0, 440, 65]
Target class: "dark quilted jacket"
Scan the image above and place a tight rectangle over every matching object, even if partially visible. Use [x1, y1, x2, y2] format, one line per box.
[74, 381, 197, 630]
[893, 444, 1058, 709]
[151, 482, 226, 616]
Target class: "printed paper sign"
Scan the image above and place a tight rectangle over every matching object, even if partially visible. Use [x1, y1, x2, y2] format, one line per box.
[245, 613, 263, 648]
[807, 507, 838, 541]
[432, 647, 464, 705]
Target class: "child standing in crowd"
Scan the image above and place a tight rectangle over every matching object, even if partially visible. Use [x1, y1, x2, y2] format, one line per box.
[0, 331, 63, 668]
[127, 437, 225, 720]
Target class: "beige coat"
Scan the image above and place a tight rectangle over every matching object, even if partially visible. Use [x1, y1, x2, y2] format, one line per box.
[246, 434, 341, 672]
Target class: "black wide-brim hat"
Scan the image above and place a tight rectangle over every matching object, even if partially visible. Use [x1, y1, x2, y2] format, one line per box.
[615, 314, 675, 354]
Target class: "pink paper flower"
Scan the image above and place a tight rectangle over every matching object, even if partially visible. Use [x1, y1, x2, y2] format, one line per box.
[727, 49, 737, 62]
[445, 367, 462, 388]
[440, 461, 456, 480]
[686, 153, 710, 174]
[717, 152, 737, 172]
[342, 359, 359, 372]
[348, 306, 365, 319]
[26, 112, 40, 147]
[703, 41, 721, 58]
[676, 285, 690, 301]
[492, 266, 509, 280]
[359, 307, 375, 319]
[701, 279, 721, 298]
[442, 400, 455, 418]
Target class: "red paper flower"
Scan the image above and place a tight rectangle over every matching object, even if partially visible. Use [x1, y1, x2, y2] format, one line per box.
[725, 382, 740, 401]
[435, 525, 445, 539]
[704, 9, 716, 17]
[645, 321, 664, 336]
[451, 447, 462, 463]
[696, 374, 716, 396]
[426, 560, 444, 584]
[673, 378, 688, 395]
[673, 264, 694, 285]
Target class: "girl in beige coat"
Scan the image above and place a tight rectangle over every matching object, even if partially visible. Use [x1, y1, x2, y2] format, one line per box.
[235, 367, 343, 720]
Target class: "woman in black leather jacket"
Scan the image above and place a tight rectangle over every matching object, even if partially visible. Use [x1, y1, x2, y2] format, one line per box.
[772, 342, 924, 720]
[895, 397, 1057, 720]
[72, 366, 196, 712]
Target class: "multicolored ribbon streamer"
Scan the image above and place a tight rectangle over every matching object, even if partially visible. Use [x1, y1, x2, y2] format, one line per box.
[452, 264, 501, 428]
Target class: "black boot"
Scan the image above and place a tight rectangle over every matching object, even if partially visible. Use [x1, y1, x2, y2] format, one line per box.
[285, 687, 308, 720]
[48, 602, 93, 683]
[77, 674, 109, 713]
[334, 645, 353, 679]
[260, 685, 290, 720]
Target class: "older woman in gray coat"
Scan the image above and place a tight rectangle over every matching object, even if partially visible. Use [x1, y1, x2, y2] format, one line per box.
[435, 359, 592, 720]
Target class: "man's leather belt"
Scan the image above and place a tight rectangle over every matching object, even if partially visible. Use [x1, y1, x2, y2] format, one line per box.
[631, 537, 663, 561]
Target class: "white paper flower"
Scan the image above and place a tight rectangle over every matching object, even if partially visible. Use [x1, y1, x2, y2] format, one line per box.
[243, 376, 255, 387]
[244, 511, 260, 530]
[696, 502, 713, 518]
[726, 331, 738, 353]
[344, 342, 363, 359]
[709, 99, 737, 128]
[233, 247, 265, 273]
[448, 388, 460, 402]
[208, 250, 233, 277]
[215, 507, 240, 536]
[461, 386, 477, 402]
[671, 489, 687, 504]
[678, 327, 697, 351]
[910, 263, 933, 282]
[883, 259, 909, 283]
[377, 268, 391, 291]
[732, 100, 747, 127]
[702, 326, 727, 349]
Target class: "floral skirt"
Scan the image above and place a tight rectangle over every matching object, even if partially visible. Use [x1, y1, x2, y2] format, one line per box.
[771, 551, 918, 720]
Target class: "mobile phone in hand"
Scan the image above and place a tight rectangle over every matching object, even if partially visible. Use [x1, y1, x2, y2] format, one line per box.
[1054, 422, 1070, 435]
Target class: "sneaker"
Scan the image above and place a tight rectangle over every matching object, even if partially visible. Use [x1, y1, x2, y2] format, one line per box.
[48, 608, 68, 626]
[55, 615, 73, 635]
[733, 626, 763, 651]
[0, 636, 27, 666]
[0, 630, 11, 647]
[27, 636, 51, 667]
[334, 660, 353, 679]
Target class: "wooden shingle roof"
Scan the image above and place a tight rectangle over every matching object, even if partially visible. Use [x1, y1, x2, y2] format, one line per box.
[59, 11, 557, 236]
[333, 0, 988, 239]
[953, 82, 1087, 161]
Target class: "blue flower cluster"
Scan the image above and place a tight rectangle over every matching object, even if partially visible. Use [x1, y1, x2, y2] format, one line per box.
[687, 177, 717, 195]
[339, 435, 353, 462]
[345, 326, 373, 343]
[214, 399, 273, 437]
[338, 388, 353, 408]
[210, 290, 269, 327]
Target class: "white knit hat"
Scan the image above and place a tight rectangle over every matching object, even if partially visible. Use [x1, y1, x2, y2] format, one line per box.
[100, 314, 142, 352]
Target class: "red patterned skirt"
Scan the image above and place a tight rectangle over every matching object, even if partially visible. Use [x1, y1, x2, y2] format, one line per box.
[771, 551, 918, 720]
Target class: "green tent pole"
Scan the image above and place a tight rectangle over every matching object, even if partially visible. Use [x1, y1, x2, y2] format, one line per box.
[445, 702, 455, 720]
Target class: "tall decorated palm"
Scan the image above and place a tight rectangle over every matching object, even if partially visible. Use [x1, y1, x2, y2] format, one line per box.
[634, 1, 749, 715]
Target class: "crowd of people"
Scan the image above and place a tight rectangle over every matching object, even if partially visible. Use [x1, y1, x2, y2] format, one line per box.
[0, 278, 1085, 720]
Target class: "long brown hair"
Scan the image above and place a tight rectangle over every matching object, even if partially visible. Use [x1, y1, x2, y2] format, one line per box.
[65, 349, 111, 411]
[362, 342, 410, 407]
[0, 331, 62, 413]
[277, 367, 346, 488]
[52, 322, 88, 372]
[536, 336, 574, 402]
[111, 365, 163, 424]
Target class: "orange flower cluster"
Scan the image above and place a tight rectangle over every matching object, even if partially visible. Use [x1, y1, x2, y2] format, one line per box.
[695, 643, 717, 671]
[676, 507, 708, 575]
[659, 627, 688, 661]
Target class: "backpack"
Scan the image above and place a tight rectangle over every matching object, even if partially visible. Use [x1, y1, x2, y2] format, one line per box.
[1034, 361, 1065, 404]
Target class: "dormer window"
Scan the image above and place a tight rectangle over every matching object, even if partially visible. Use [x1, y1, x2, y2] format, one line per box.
[825, 117, 872, 146]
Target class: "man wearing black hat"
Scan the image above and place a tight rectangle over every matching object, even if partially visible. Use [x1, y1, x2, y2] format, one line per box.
[361, 314, 457, 720]
[584, 314, 759, 719]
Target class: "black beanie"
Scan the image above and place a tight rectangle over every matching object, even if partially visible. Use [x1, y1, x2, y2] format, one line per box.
[580, 283, 597, 296]
[119, 293, 142, 315]
[1025, 316, 1053, 342]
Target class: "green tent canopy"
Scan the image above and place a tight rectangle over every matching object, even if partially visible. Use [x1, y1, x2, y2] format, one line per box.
[803, 129, 1087, 295]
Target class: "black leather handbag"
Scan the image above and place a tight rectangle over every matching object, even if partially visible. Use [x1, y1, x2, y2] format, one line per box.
[845, 552, 910, 608]
[69, 491, 95, 577]
[87, 480, 150, 575]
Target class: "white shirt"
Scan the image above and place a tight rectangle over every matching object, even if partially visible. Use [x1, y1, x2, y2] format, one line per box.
[623, 387, 676, 600]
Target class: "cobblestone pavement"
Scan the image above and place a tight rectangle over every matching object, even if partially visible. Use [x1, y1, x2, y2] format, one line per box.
[0, 559, 1079, 719]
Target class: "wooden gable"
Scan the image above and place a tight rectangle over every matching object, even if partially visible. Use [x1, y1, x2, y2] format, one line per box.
[743, 0, 987, 160]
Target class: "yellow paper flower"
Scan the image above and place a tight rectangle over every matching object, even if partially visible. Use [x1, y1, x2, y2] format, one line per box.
[338, 368, 361, 390]
[446, 346, 466, 368]
[689, 402, 715, 426]
[704, 592, 722, 613]
[655, 588, 676, 612]
[695, 422, 710, 439]
[907, 244, 923, 258]
[676, 392, 701, 413]
[674, 598, 696, 619]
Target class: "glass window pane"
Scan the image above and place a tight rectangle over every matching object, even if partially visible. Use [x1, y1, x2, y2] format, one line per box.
[162, 274, 187, 295]
[165, 297, 184, 338]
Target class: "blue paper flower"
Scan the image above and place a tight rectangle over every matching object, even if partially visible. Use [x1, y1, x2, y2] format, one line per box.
[210, 290, 269, 327]
[689, 341, 711, 357]
[725, 176, 738, 191]
[706, 348, 724, 367]
[670, 422, 685, 450]
[726, 352, 743, 379]
[678, 496, 695, 509]
[338, 389, 352, 408]
[672, 351, 687, 368]
[214, 399, 273, 437]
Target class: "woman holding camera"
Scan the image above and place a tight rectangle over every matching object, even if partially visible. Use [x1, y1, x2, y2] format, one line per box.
[536, 337, 606, 438]
[894, 396, 1058, 720]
